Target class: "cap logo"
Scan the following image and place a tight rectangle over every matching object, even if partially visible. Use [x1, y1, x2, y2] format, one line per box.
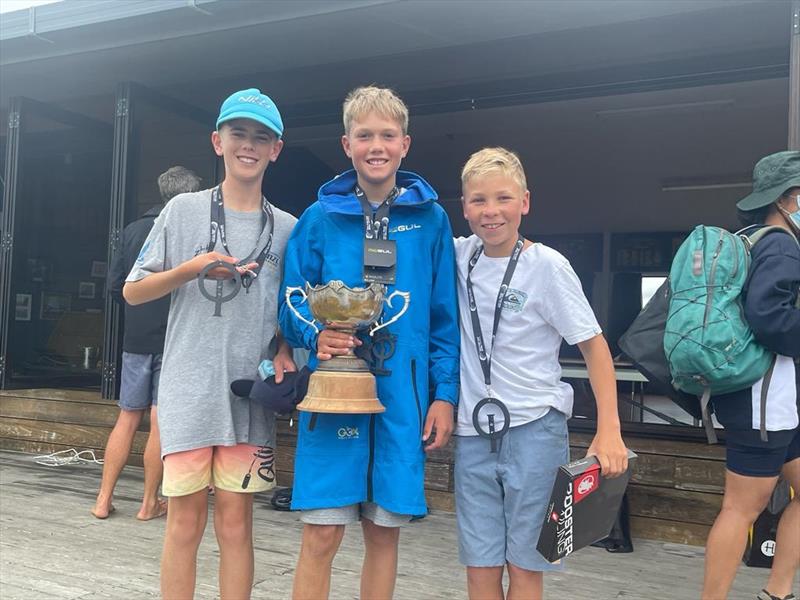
[238, 95, 272, 109]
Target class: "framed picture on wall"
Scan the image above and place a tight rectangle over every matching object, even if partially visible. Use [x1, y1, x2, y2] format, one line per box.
[27, 258, 48, 282]
[15, 294, 32, 321]
[78, 281, 95, 299]
[90, 260, 107, 278]
[40, 292, 71, 320]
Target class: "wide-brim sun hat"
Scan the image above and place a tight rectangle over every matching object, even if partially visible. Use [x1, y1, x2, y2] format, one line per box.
[737, 150, 800, 211]
[216, 88, 283, 138]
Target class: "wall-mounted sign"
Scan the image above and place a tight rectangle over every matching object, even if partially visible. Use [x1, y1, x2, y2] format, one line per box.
[610, 232, 687, 273]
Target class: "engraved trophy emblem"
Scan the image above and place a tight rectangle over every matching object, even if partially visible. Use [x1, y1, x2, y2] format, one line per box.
[285, 280, 410, 413]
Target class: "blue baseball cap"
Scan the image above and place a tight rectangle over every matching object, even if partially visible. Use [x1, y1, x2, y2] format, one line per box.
[216, 88, 283, 138]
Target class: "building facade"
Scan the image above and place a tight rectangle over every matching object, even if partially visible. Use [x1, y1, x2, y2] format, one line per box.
[1, 0, 799, 543]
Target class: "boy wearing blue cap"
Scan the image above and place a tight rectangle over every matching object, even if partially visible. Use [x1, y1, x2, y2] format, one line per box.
[279, 85, 460, 600]
[124, 89, 297, 599]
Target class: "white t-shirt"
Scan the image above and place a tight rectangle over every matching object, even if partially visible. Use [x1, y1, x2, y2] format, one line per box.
[454, 235, 602, 436]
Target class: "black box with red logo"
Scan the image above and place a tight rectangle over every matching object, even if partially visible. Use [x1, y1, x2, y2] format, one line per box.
[536, 450, 637, 563]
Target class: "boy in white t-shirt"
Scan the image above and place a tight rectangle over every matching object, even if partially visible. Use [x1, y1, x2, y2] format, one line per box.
[454, 147, 629, 600]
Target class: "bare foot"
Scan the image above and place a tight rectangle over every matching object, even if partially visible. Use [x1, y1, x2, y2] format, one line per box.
[136, 498, 167, 521]
[91, 502, 116, 519]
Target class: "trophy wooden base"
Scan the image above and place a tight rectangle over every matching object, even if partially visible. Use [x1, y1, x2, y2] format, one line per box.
[296, 370, 386, 414]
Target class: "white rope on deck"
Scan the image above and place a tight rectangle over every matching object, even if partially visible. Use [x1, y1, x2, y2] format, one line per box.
[32, 448, 104, 466]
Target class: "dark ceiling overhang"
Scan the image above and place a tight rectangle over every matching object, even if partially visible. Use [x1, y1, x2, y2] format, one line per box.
[0, 0, 791, 113]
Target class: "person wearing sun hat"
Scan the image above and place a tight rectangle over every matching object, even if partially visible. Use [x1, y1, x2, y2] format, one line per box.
[702, 150, 800, 600]
[124, 87, 298, 599]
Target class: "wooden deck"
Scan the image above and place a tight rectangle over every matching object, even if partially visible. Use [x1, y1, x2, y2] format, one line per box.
[1, 388, 730, 546]
[0, 449, 771, 600]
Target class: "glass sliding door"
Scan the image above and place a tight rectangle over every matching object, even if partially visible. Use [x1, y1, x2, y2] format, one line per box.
[0, 98, 112, 390]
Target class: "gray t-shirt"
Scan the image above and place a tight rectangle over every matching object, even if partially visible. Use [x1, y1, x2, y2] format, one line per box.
[127, 188, 297, 456]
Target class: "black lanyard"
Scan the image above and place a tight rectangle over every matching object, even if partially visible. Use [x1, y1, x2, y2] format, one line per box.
[354, 185, 399, 240]
[207, 185, 274, 288]
[465, 236, 525, 393]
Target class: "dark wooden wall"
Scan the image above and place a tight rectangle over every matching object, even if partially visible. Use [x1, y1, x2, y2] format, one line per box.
[0, 390, 723, 545]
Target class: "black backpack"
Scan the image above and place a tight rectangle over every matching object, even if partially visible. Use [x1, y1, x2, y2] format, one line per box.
[617, 279, 702, 421]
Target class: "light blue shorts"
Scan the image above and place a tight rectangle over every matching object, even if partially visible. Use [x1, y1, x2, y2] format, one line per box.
[301, 502, 411, 528]
[118, 352, 161, 411]
[455, 408, 569, 572]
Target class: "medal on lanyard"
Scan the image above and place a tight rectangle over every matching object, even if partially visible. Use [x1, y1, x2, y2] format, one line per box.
[467, 237, 524, 452]
[199, 185, 274, 315]
[356, 185, 399, 285]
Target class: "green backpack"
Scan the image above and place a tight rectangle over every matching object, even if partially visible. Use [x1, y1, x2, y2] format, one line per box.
[664, 225, 794, 443]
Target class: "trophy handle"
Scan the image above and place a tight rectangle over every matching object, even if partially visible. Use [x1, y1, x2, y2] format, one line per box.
[370, 290, 410, 337]
[285, 286, 319, 334]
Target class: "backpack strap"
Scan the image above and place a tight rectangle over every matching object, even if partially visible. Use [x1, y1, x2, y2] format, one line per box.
[744, 225, 800, 249]
[700, 388, 717, 444]
[759, 355, 778, 442]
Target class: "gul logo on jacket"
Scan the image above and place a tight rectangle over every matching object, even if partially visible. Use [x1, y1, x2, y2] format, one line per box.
[389, 223, 422, 234]
[337, 426, 359, 440]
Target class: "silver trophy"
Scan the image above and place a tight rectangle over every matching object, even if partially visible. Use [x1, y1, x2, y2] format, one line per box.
[285, 280, 410, 413]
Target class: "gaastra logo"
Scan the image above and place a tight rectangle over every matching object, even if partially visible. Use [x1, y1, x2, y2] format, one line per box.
[238, 95, 272, 109]
[555, 482, 574, 556]
[389, 224, 421, 234]
[337, 426, 359, 440]
[501, 288, 528, 313]
[367, 248, 392, 255]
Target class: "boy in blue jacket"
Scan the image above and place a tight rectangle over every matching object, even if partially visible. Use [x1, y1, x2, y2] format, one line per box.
[279, 85, 459, 600]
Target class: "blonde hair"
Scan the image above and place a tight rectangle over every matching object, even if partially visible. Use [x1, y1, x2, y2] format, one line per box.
[342, 86, 409, 135]
[461, 147, 527, 192]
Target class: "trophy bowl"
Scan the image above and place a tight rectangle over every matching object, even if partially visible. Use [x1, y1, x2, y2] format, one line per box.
[285, 280, 410, 414]
[303, 280, 386, 332]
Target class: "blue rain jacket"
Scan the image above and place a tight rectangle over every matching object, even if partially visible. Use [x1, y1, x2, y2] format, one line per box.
[279, 169, 460, 516]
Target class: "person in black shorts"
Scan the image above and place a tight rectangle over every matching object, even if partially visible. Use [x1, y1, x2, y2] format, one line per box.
[703, 151, 800, 600]
[91, 166, 201, 521]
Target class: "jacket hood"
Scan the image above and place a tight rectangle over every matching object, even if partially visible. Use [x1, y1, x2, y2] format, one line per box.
[317, 169, 437, 215]
[142, 204, 164, 219]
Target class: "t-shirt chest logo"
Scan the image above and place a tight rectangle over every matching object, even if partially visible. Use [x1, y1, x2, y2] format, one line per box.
[264, 252, 280, 268]
[502, 288, 528, 313]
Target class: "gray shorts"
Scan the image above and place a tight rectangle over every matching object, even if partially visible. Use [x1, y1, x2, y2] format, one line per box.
[455, 408, 569, 572]
[118, 352, 162, 411]
[301, 502, 411, 528]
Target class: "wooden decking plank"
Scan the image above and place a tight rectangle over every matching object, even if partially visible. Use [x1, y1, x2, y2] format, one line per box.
[0, 417, 148, 453]
[0, 395, 135, 429]
[0, 388, 108, 404]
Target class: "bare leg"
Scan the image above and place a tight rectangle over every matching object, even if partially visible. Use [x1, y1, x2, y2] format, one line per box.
[137, 406, 166, 520]
[764, 458, 800, 599]
[161, 489, 208, 600]
[361, 518, 400, 600]
[92, 408, 144, 518]
[507, 563, 543, 600]
[702, 470, 777, 599]
[466, 566, 504, 600]
[292, 523, 345, 600]
[214, 488, 255, 600]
